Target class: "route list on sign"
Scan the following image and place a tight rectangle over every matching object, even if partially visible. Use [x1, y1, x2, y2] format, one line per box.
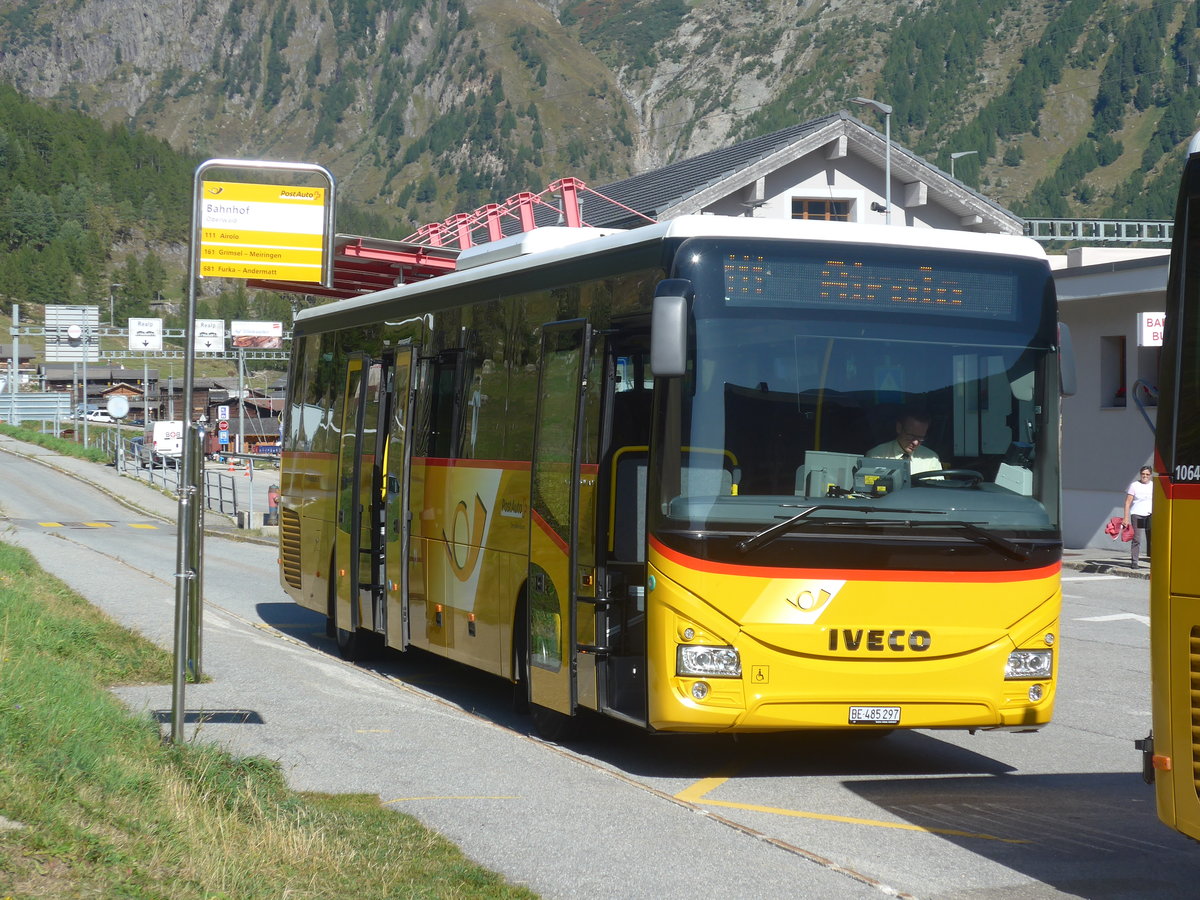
[199, 181, 327, 282]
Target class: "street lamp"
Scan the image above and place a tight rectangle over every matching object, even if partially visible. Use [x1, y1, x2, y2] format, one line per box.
[851, 96, 893, 225]
[950, 150, 978, 180]
[108, 283, 124, 328]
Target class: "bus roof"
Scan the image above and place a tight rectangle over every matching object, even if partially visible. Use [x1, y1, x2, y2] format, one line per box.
[294, 215, 1049, 328]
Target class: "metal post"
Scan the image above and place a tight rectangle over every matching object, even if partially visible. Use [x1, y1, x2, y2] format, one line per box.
[82, 323, 89, 446]
[171, 168, 206, 744]
[186, 425, 204, 681]
[883, 111, 892, 225]
[9, 304, 18, 426]
[850, 97, 893, 225]
[237, 349, 245, 454]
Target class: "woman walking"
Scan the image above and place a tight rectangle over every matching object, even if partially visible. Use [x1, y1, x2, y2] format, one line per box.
[1123, 466, 1153, 569]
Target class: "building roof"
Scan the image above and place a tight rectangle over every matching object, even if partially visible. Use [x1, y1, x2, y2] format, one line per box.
[585, 111, 1024, 234]
[41, 364, 159, 380]
[0, 344, 37, 362]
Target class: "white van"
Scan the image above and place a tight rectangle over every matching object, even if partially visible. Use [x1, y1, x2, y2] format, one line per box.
[85, 409, 114, 423]
[149, 420, 184, 463]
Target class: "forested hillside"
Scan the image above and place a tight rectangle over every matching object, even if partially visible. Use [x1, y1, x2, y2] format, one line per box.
[0, 0, 1197, 317]
[0, 85, 190, 316]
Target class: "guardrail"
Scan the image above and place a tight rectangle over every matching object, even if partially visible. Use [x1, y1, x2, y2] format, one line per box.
[115, 434, 240, 519]
[1025, 219, 1172, 243]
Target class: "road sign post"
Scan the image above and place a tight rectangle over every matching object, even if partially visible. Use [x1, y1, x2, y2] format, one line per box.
[171, 158, 335, 744]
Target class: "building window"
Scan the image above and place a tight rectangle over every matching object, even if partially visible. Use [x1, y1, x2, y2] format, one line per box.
[1100, 335, 1126, 408]
[792, 199, 851, 221]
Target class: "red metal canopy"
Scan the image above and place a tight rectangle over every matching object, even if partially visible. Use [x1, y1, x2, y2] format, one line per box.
[246, 234, 459, 299]
[247, 178, 653, 301]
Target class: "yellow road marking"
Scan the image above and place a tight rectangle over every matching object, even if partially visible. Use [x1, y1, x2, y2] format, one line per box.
[37, 520, 157, 529]
[675, 774, 735, 803]
[676, 773, 1027, 845]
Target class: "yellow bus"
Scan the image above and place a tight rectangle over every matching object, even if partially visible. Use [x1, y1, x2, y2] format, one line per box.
[279, 215, 1067, 739]
[1141, 130, 1200, 837]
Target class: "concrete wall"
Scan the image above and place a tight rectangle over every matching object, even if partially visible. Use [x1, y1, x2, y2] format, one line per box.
[1055, 251, 1168, 548]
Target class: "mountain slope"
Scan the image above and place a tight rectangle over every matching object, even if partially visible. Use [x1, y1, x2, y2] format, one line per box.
[0, 0, 1195, 228]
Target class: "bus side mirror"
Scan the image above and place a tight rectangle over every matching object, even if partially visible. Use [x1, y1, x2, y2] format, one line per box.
[651, 281, 690, 378]
[1058, 323, 1077, 397]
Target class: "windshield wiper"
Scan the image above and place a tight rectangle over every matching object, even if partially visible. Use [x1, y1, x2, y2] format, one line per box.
[735, 505, 942, 554]
[736, 511, 1029, 560]
[927, 520, 1029, 560]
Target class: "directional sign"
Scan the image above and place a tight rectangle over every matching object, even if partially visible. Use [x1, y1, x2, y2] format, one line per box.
[194, 319, 225, 353]
[199, 181, 328, 283]
[128, 317, 163, 352]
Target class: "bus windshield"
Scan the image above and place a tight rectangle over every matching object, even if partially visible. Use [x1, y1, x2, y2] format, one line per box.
[649, 238, 1060, 556]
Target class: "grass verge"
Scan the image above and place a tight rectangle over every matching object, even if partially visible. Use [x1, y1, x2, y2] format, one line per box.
[0, 541, 536, 899]
[0, 424, 109, 464]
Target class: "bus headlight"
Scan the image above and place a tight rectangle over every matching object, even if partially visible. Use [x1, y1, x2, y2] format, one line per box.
[677, 645, 742, 678]
[1005, 649, 1053, 680]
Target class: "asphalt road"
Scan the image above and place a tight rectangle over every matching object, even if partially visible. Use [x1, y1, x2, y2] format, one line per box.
[2, 436, 1198, 899]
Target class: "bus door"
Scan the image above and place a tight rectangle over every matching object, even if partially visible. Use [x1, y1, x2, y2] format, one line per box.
[333, 354, 389, 653]
[597, 334, 652, 724]
[384, 347, 415, 650]
[528, 320, 596, 716]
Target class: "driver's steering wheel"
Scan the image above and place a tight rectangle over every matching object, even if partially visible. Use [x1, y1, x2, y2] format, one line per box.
[911, 468, 983, 486]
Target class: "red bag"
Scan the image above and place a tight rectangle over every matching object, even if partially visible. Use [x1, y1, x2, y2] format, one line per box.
[1105, 517, 1135, 542]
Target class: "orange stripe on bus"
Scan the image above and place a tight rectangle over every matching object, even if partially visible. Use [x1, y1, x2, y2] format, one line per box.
[417, 457, 532, 470]
[532, 509, 569, 554]
[648, 536, 1060, 583]
[1161, 478, 1200, 500]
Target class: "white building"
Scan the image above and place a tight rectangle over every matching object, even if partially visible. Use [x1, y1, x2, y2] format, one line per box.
[1053, 250, 1169, 548]
[590, 111, 1023, 234]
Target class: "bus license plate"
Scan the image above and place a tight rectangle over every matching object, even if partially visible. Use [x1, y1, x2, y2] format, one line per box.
[849, 706, 901, 725]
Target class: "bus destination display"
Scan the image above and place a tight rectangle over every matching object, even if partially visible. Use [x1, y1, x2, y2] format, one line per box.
[724, 253, 1018, 320]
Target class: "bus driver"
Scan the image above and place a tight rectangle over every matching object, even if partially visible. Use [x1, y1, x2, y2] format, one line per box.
[867, 407, 943, 475]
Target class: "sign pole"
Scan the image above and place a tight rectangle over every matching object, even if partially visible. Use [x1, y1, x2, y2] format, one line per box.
[9, 304, 18, 425]
[170, 158, 335, 743]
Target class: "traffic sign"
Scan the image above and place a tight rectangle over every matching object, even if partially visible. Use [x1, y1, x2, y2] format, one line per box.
[218, 420, 230, 431]
[128, 317, 163, 352]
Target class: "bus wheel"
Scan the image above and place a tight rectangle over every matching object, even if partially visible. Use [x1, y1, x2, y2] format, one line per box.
[530, 703, 582, 743]
[335, 617, 383, 661]
[329, 588, 379, 662]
